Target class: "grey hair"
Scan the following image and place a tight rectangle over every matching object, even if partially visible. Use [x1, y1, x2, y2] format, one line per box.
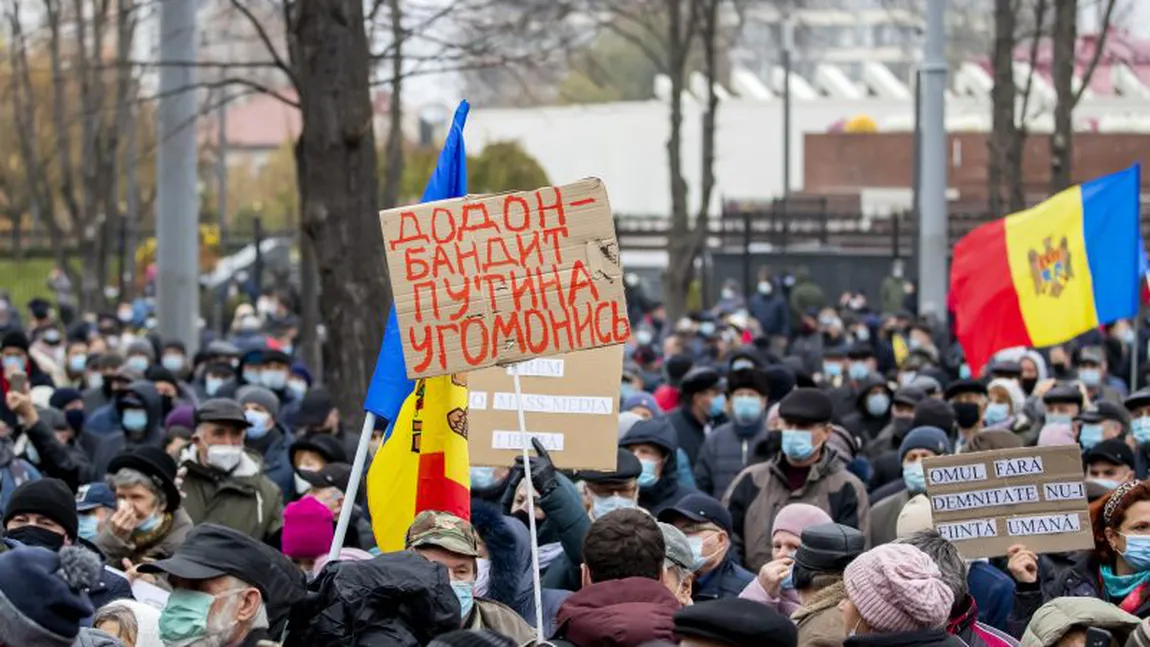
[896, 529, 968, 609]
[223, 574, 268, 629]
[108, 468, 167, 513]
[663, 561, 691, 587]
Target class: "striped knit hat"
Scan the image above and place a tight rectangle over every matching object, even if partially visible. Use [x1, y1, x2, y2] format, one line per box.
[844, 543, 954, 633]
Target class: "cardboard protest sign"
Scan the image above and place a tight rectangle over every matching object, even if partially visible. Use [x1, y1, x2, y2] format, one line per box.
[922, 445, 1093, 558]
[380, 178, 630, 379]
[466, 344, 623, 471]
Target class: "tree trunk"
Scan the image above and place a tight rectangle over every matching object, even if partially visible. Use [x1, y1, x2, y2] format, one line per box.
[663, 0, 693, 321]
[1050, 0, 1076, 192]
[988, 0, 1016, 217]
[380, 0, 405, 210]
[293, 0, 387, 425]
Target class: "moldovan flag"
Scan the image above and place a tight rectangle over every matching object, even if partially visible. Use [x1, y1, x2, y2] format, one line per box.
[951, 164, 1144, 373]
[365, 100, 472, 552]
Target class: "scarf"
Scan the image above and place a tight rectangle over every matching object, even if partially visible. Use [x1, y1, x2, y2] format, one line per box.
[1100, 564, 1150, 609]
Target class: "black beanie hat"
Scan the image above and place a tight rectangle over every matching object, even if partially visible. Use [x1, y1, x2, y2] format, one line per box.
[3, 479, 79, 540]
[1, 331, 29, 353]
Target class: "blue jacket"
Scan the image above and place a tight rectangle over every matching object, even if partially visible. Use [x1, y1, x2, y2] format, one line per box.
[695, 418, 765, 499]
[621, 417, 697, 516]
[245, 423, 294, 498]
[968, 560, 1015, 632]
[749, 292, 790, 337]
[693, 552, 754, 602]
[79, 381, 165, 479]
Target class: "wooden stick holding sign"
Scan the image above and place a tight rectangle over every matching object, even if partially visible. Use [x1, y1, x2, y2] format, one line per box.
[922, 445, 1094, 559]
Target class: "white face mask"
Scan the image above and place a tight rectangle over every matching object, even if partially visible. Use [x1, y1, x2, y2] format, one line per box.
[475, 557, 492, 598]
[294, 473, 312, 495]
[205, 445, 243, 472]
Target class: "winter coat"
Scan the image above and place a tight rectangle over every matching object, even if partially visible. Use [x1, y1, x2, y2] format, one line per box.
[869, 488, 911, 547]
[969, 560, 1017, 632]
[949, 594, 1020, 647]
[0, 440, 40, 516]
[693, 552, 754, 602]
[80, 381, 166, 480]
[94, 508, 194, 566]
[1020, 595, 1140, 647]
[739, 578, 802, 617]
[789, 280, 826, 321]
[470, 500, 570, 636]
[82, 385, 114, 417]
[840, 377, 893, 441]
[553, 577, 680, 647]
[725, 447, 870, 571]
[694, 417, 766, 499]
[282, 550, 459, 647]
[623, 418, 697, 516]
[749, 292, 790, 337]
[467, 599, 537, 645]
[180, 450, 284, 543]
[22, 414, 91, 490]
[868, 468, 907, 504]
[790, 332, 825, 376]
[793, 580, 847, 647]
[1006, 551, 1134, 637]
[668, 407, 708, 468]
[244, 424, 294, 499]
[1136, 442, 1150, 480]
[845, 629, 968, 647]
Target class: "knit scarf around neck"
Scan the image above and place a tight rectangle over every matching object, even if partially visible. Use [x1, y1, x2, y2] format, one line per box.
[1100, 563, 1150, 610]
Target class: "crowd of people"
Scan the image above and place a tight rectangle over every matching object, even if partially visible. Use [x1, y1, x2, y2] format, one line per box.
[4, 266, 1150, 647]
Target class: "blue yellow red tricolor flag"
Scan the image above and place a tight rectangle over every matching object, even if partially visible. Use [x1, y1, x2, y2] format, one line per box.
[951, 164, 1145, 373]
[366, 100, 472, 552]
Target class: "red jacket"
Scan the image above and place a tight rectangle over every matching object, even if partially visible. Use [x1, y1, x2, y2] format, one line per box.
[555, 577, 681, 647]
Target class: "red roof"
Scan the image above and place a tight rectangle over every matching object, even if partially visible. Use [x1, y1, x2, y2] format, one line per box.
[203, 88, 392, 150]
[1007, 28, 1150, 95]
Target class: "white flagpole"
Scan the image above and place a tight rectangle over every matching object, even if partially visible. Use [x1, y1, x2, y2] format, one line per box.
[329, 412, 376, 562]
[512, 363, 546, 643]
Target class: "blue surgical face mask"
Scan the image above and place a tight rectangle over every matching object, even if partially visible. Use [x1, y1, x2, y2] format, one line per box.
[1134, 416, 1150, 445]
[903, 460, 926, 493]
[77, 514, 100, 542]
[1047, 413, 1073, 426]
[244, 409, 271, 439]
[848, 362, 870, 381]
[1079, 423, 1104, 449]
[781, 429, 816, 461]
[709, 394, 727, 418]
[1090, 478, 1120, 491]
[865, 393, 890, 417]
[451, 580, 475, 618]
[822, 362, 843, 379]
[731, 395, 764, 425]
[136, 512, 162, 533]
[470, 466, 498, 490]
[984, 402, 1010, 426]
[205, 376, 226, 397]
[287, 379, 308, 399]
[1122, 534, 1150, 572]
[959, 363, 973, 379]
[781, 567, 795, 590]
[620, 382, 638, 402]
[243, 369, 260, 385]
[591, 494, 637, 520]
[262, 369, 288, 391]
[68, 354, 88, 374]
[160, 589, 227, 644]
[88, 372, 104, 390]
[2, 356, 24, 372]
[1079, 368, 1102, 387]
[161, 354, 185, 372]
[687, 535, 717, 572]
[121, 408, 148, 433]
[126, 355, 150, 373]
[638, 458, 660, 488]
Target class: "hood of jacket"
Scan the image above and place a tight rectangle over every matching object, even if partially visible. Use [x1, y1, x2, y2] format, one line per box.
[854, 376, 891, 411]
[73, 627, 126, 647]
[621, 417, 679, 458]
[111, 380, 164, 444]
[1021, 596, 1140, 647]
[283, 551, 458, 647]
[469, 499, 531, 613]
[556, 577, 680, 647]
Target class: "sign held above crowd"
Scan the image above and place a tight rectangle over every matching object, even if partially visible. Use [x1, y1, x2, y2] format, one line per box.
[379, 178, 630, 379]
[922, 445, 1093, 559]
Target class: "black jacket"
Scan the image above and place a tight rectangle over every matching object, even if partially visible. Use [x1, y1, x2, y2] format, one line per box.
[845, 629, 967, 647]
[21, 414, 91, 491]
[668, 407, 707, 467]
[622, 417, 697, 516]
[283, 550, 460, 647]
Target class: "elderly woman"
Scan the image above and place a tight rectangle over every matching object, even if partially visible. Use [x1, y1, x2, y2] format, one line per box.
[740, 502, 833, 614]
[95, 445, 193, 566]
[985, 378, 1032, 439]
[93, 600, 162, 647]
[840, 543, 962, 647]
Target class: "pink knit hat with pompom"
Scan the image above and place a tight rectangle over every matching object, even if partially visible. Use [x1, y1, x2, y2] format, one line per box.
[844, 543, 955, 633]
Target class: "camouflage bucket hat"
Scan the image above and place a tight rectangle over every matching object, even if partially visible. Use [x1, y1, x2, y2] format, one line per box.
[405, 510, 480, 557]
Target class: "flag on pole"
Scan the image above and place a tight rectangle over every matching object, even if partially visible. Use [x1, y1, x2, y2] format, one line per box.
[366, 100, 472, 552]
[950, 164, 1144, 373]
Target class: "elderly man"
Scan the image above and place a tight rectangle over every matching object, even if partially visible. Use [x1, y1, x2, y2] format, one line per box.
[180, 399, 283, 542]
[97, 445, 193, 566]
[405, 510, 535, 643]
[140, 524, 288, 647]
[237, 385, 295, 497]
[659, 492, 754, 601]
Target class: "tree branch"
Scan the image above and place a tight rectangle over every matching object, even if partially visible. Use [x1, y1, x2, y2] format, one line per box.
[1072, 0, 1116, 106]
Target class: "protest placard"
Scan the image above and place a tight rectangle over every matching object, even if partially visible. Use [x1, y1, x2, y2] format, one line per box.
[379, 178, 630, 379]
[922, 445, 1093, 558]
[466, 344, 622, 471]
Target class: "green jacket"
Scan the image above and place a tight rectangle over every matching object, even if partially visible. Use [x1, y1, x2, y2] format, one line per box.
[180, 451, 284, 543]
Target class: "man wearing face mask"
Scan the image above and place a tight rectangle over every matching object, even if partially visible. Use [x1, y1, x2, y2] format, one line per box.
[98, 445, 193, 567]
[867, 426, 950, 545]
[866, 387, 925, 462]
[1075, 402, 1131, 453]
[1077, 347, 1124, 404]
[724, 388, 870, 571]
[1036, 384, 1085, 445]
[695, 369, 769, 499]
[258, 349, 299, 408]
[1085, 440, 1136, 492]
[660, 492, 754, 601]
[945, 379, 988, 453]
[669, 367, 726, 468]
[579, 448, 642, 520]
[0, 331, 56, 431]
[62, 339, 89, 387]
[749, 271, 790, 341]
[620, 417, 696, 516]
[80, 380, 164, 479]
[2, 478, 133, 608]
[139, 523, 298, 647]
[81, 352, 125, 412]
[405, 510, 536, 643]
[841, 375, 893, 443]
[180, 399, 284, 542]
[1123, 388, 1150, 478]
[237, 386, 295, 498]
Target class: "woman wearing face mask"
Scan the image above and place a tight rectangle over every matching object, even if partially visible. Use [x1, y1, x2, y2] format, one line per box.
[739, 502, 832, 613]
[839, 543, 962, 647]
[237, 385, 295, 499]
[619, 417, 696, 516]
[983, 378, 1031, 438]
[1006, 480, 1150, 633]
[98, 446, 193, 567]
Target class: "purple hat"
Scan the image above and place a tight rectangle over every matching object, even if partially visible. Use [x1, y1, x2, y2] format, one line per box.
[164, 403, 195, 431]
[844, 543, 954, 633]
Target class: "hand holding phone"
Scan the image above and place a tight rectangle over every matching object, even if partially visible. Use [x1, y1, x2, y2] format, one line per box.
[8, 371, 27, 394]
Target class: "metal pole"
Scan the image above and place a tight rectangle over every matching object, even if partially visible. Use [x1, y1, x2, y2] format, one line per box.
[253, 217, 264, 298]
[329, 413, 375, 562]
[912, 68, 922, 270]
[126, 101, 139, 300]
[156, 0, 200, 353]
[918, 0, 948, 321]
[216, 90, 229, 334]
[782, 15, 793, 200]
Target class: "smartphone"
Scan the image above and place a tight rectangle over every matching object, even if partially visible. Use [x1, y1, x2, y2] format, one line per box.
[8, 371, 27, 394]
[1086, 627, 1113, 647]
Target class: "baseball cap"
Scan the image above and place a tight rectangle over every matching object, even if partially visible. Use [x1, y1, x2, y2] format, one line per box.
[1076, 402, 1131, 427]
[658, 493, 733, 535]
[75, 483, 117, 512]
[405, 510, 480, 557]
[1085, 439, 1135, 469]
[298, 463, 352, 492]
[659, 522, 693, 572]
